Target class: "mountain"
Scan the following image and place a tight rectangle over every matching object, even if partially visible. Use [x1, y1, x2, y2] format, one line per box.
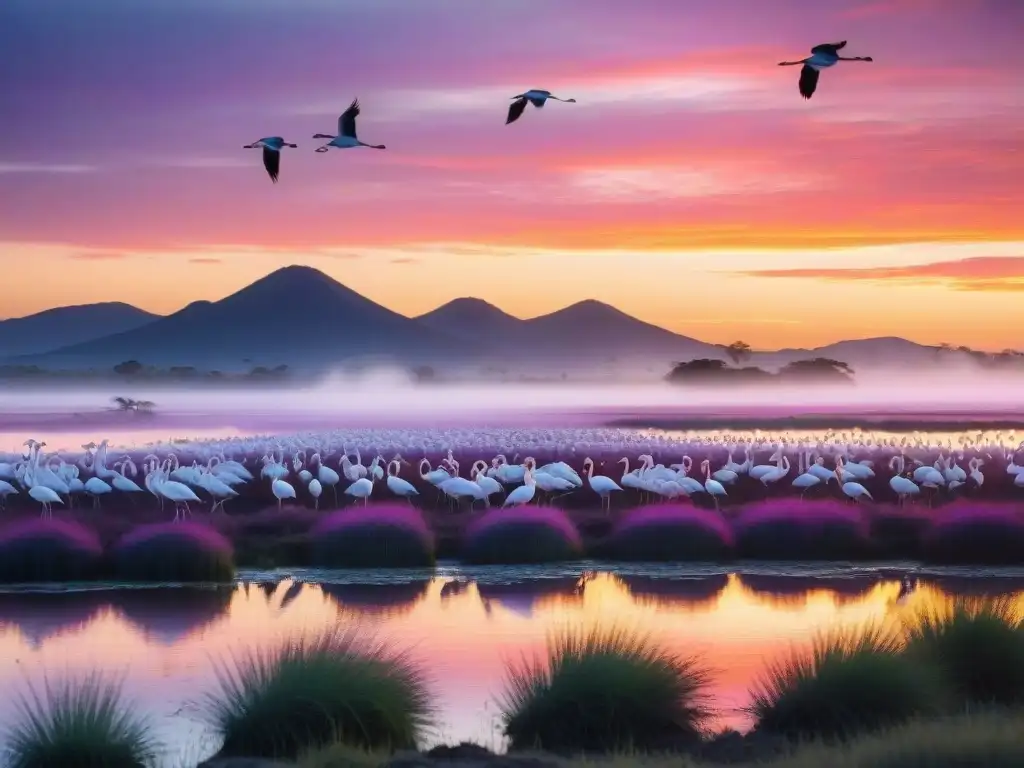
[754, 337, 942, 371]
[522, 300, 716, 357]
[416, 298, 721, 364]
[12, 266, 465, 372]
[415, 298, 524, 340]
[0, 303, 159, 359]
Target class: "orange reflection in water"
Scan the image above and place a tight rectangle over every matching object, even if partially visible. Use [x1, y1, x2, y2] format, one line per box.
[0, 575, 1014, 765]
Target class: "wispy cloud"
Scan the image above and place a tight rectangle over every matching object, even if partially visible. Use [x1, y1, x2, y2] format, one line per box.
[568, 165, 816, 202]
[0, 162, 96, 174]
[739, 256, 1024, 291]
[154, 157, 252, 170]
[296, 73, 767, 123]
[188, 257, 222, 264]
[390, 257, 418, 265]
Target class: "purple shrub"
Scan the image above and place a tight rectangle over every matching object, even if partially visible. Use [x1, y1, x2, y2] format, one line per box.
[221, 507, 322, 538]
[732, 500, 871, 560]
[604, 505, 734, 562]
[869, 506, 934, 559]
[922, 503, 1024, 565]
[463, 507, 583, 565]
[0, 519, 104, 583]
[311, 505, 435, 568]
[113, 522, 236, 582]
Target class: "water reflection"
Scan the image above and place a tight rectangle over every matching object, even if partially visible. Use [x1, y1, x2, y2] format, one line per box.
[476, 577, 585, 619]
[320, 581, 432, 616]
[619, 574, 729, 611]
[737, 574, 883, 610]
[0, 571, 1020, 767]
[0, 591, 110, 648]
[108, 588, 234, 645]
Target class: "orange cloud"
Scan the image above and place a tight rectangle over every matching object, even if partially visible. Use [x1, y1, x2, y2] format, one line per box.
[740, 256, 1024, 291]
[188, 257, 221, 264]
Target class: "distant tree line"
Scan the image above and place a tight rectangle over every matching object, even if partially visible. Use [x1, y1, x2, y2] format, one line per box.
[935, 343, 1024, 368]
[0, 360, 294, 384]
[668, 340, 856, 386]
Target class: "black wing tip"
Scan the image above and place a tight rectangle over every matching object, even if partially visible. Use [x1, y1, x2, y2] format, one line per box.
[506, 98, 527, 124]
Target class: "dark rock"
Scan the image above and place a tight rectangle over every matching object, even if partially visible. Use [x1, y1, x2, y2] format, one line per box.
[691, 729, 794, 764]
[425, 743, 497, 760]
[388, 744, 561, 768]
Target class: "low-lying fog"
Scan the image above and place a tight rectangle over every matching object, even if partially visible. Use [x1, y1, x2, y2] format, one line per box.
[1, 366, 1023, 419]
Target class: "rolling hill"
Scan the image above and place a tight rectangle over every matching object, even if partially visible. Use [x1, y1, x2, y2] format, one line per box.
[0, 303, 159, 359]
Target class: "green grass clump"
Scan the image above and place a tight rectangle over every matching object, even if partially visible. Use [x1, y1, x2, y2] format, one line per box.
[500, 625, 713, 754]
[903, 597, 1024, 710]
[766, 711, 1024, 768]
[4, 673, 159, 768]
[747, 624, 942, 742]
[205, 625, 432, 760]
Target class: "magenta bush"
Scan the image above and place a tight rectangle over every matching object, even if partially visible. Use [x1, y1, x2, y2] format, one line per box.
[0, 519, 104, 583]
[604, 505, 734, 561]
[113, 522, 236, 582]
[922, 503, 1024, 565]
[463, 507, 583, 565]
[732, 500, 871, 560]
[311, 505, 435, 568]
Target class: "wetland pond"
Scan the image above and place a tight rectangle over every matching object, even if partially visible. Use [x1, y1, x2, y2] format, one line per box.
[2, 563, 1024, 766]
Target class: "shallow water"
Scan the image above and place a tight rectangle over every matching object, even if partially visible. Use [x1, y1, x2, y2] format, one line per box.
[2, 563, 1024, 766]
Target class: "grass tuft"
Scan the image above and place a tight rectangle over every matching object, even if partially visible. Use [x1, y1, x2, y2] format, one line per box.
[770, 711, 1024, 768]
[500, 625, 714, 754]
[747, 623, 941, 742]
[5, 672, 159, 768]
[205, 624, 432, 760]
[903, 597, 1024, 710]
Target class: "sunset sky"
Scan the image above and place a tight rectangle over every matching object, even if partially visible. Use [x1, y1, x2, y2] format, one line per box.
[2, 0, 1022, 350]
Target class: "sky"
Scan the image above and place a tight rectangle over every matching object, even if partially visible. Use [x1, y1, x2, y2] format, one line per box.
[1, 0, 1022, 350]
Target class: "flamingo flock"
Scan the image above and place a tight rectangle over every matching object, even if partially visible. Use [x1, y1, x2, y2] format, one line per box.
[0, 427, 1022, 521]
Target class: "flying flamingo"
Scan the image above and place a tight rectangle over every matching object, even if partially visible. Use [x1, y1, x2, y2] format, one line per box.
[778, 41, 873, 99]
